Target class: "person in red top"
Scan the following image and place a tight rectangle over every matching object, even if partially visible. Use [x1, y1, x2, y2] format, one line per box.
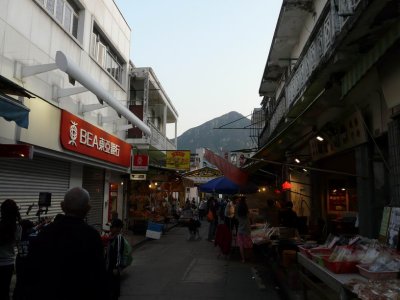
[214, 223, 232, 258]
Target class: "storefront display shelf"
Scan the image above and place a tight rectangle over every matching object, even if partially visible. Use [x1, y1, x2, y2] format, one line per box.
[297, 252, 366, 299]
[299, 246, 330, 259]
[356, 264, 399, 280]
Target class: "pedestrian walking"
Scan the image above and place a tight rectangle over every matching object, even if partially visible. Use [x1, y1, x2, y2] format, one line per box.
[214, 222, 232, 259]
[198, 199, 207, 220]
[224, 196, 238, 234]
[26, 187, 110, 300]
[236, 196, 253, 263]
[207, 197, 218, 241]
[187, 210, 201, 241]
[105, 219, 125, 300]
[0, 199, 21, 300]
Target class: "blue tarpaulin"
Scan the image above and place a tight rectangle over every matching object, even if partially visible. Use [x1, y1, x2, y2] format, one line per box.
[0, 94, 30, 128]
[198, 176, 258, 194]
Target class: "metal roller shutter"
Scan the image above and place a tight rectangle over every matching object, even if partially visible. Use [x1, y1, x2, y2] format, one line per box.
[0, 155, 70, 221]
[82, 166, 104, 227]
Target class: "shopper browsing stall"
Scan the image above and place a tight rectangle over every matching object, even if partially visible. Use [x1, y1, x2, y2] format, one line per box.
[236, 196, 253, 263]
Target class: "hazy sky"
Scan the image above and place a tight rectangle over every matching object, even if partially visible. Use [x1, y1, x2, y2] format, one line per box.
[114, 0, 282, 137]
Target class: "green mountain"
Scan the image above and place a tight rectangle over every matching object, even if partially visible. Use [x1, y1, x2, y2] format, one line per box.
[177, 111, 255, 153]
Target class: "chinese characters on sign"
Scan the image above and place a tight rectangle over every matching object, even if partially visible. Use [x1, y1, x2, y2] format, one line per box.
[60, 110, 131, 167]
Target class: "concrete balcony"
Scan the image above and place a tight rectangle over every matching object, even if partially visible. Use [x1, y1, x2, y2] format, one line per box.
[149, 123, 176, 151]
[125, 122, 176, 151]
[261, 0, 364, 142]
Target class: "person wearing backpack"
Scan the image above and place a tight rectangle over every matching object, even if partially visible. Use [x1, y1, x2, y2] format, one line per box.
[105, 219, 132, 300]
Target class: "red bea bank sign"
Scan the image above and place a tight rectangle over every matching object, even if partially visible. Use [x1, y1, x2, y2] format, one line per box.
[60, 110, 132, 167]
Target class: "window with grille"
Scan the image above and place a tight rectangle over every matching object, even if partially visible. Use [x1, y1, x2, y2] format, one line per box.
[35, 0, 79, 39]
[91, 26, 124, 84]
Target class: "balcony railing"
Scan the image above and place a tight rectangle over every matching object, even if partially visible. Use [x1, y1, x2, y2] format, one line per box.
[149, 123, 176, 151]
[265, 0, 363, 139]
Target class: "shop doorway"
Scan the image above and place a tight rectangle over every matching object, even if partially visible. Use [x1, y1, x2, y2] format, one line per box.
[108, 183, 118, 223]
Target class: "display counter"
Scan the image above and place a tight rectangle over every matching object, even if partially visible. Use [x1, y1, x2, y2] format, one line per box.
[297, 252, 366, 299]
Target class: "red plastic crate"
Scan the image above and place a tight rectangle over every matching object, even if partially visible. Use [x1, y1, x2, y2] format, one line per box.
[312, 254, 330, 266]
[323, 257, 358, 273]
[298, 245, 312, 258]
[308, 248, 332, 257]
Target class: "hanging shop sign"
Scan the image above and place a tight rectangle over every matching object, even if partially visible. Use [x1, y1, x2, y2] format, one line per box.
[166, 150, 190, 171]
[60, 110, 131, 167]
[130, 174, 147, 180]
[132, 154, 149, 171]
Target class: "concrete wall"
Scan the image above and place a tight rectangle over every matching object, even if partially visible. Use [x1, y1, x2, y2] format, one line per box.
[0, 0, 131, 141]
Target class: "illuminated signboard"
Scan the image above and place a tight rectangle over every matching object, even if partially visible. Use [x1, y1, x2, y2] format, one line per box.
[132, 154, 149, 171]
[166, 150, 190, 171]
[60, 110, 131, 167]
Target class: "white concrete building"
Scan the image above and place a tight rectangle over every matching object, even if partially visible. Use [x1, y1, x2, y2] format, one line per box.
[0, 0, 176, 228]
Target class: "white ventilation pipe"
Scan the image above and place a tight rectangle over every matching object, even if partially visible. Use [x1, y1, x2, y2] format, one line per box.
[55, 51, 151, 136]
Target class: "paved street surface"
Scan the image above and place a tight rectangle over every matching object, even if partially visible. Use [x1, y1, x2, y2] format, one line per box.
[119, 221, 281, 300]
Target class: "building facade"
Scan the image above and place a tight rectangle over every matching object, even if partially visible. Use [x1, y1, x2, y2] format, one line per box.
[252, 0, 400, 238]
[0, 0, 177, 229]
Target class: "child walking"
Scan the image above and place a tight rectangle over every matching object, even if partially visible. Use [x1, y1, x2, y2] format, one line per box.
[105, 219, 125, 300]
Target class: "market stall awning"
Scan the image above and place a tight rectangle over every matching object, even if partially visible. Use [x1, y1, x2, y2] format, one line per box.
[0, 75, 33, 98]
[0, 94, 30, 128]
[198, 176, 258, 195]
[203, 148, 249, 185]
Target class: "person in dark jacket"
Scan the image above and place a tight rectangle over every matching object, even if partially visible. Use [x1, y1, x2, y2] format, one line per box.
[207, 197, 218, 241]
[0, 199, 21, 300]
[26, 187, 110, 300]
[279, 201, 298, 229]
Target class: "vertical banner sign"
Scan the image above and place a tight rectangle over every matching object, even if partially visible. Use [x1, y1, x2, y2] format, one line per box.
[60, 110, 132, 167]
[132, 154, 149, 171]
[166, 150, 190, 171]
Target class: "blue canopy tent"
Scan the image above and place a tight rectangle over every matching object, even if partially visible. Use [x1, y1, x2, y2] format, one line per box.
[198, 176, 258, 195]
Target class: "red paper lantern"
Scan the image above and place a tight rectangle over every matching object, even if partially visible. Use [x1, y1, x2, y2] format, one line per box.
[282, 181, 292, 190]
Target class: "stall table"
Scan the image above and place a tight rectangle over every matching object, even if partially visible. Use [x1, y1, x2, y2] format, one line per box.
[297, 252, 366, 300]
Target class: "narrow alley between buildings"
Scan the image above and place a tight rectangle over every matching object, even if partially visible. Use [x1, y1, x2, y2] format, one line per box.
[119, 222, 280, 300]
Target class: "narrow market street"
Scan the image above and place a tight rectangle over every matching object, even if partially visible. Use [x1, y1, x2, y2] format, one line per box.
[119, 222, 281, 300]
